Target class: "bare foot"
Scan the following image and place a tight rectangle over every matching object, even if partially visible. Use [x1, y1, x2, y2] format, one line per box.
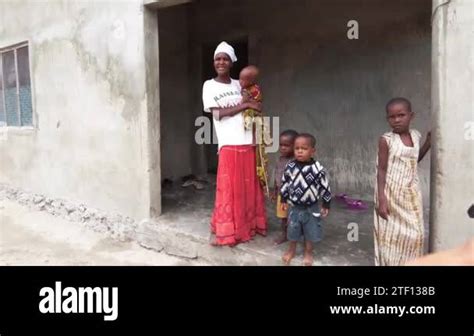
[282, 250, 295, 265]
[303, 251, 313, 266]
[282, 242, 297, 265]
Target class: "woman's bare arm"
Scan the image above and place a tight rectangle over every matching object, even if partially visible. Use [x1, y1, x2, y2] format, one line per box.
[418, 131, 431, 162]
[211, 102, 261, 120]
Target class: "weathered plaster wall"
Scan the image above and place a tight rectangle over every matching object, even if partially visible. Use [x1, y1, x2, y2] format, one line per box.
[431, 0, 474, 250]
[0, 0, 153, 219]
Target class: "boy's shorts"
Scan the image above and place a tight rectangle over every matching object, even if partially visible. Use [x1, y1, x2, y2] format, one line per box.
[287, 204, 323, 242]
[276, 194, 288, 219]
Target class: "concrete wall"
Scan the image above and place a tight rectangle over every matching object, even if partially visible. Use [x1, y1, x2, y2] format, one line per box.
[0, 0, 154, 219]
[431, 0, 474, 250]
[184, 0, 432, 202]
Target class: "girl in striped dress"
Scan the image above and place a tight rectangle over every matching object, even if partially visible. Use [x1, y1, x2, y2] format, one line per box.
[375, 97, 431, 266]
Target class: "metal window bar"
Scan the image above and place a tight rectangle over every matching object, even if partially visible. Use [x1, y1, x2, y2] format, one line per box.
[14, 48, 20, 126]
[0, 53, 6, 125]
[27, 45, 35, 127]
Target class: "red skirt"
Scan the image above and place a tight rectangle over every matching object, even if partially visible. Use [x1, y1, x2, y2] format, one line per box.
[211, 145, 267, 246]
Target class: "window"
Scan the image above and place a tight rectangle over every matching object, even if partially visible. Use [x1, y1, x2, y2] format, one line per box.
[0, 42, 33, 127]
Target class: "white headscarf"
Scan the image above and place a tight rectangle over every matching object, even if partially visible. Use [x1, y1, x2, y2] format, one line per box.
[214, 41, 237, 63]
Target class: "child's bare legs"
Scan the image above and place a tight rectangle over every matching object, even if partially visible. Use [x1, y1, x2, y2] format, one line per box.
[274, 218, 288, 245]
[303, 240, 314, 266]
[282, 241, 297, 265]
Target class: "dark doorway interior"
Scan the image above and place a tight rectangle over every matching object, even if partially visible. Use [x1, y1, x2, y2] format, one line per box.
[201, 38, 249, 173]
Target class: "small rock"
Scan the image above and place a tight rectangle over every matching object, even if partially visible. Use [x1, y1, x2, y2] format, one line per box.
[52, 201, 62, 208]
[111, 214, 123, 223]
[87, 220, 106, 233]
[83, 208, 97, 220]
[137, 233, 164, 252]
[33, 195, 44, 204]
[45, 204, 55, 213]
[67, 211, 82, 222]
[65, 203, 76, 214]
[18, 193, 30, 204]
[50, 209, 61, 216]
[124, 217, 135, 226]
[58, 207, 69, 217]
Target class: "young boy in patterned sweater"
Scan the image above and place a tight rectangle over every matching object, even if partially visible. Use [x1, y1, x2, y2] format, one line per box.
[280, 133, 332, 266]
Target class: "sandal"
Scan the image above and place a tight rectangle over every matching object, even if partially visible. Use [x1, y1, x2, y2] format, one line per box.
[182, 179, 205, 190]
[346, 199, 368, 210]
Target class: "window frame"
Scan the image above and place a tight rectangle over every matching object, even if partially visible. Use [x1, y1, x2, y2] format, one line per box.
[0, 41, 36, 130]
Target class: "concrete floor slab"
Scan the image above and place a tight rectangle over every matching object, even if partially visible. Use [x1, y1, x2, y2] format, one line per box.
[150, 176, 379, 265]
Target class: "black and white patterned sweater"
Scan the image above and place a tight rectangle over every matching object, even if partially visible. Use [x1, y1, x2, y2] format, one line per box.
[280, 159, 332, 208]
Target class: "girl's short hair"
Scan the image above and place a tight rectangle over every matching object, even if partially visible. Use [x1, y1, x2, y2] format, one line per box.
[280, 129, 299, 142]
[386, 97, 412, 112]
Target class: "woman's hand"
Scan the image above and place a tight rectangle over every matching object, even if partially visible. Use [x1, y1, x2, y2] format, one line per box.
[241, 91, 251, 103]
[247, 101, 262, 111]
[377, 198, 390, 220]
[281, 202, 288, 212]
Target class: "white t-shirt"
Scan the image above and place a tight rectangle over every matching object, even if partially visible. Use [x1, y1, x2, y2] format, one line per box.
[202, 79, 253, 150]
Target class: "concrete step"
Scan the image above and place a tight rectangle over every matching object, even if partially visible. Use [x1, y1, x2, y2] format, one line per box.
[135, 218, 372, 266]
[136, 219, 285, 265]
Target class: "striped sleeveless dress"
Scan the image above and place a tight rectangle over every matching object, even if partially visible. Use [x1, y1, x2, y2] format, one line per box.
[374, 129, 424, 266]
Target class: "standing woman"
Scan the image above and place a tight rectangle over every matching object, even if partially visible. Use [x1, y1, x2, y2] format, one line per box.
[202, 41, 267, 246]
